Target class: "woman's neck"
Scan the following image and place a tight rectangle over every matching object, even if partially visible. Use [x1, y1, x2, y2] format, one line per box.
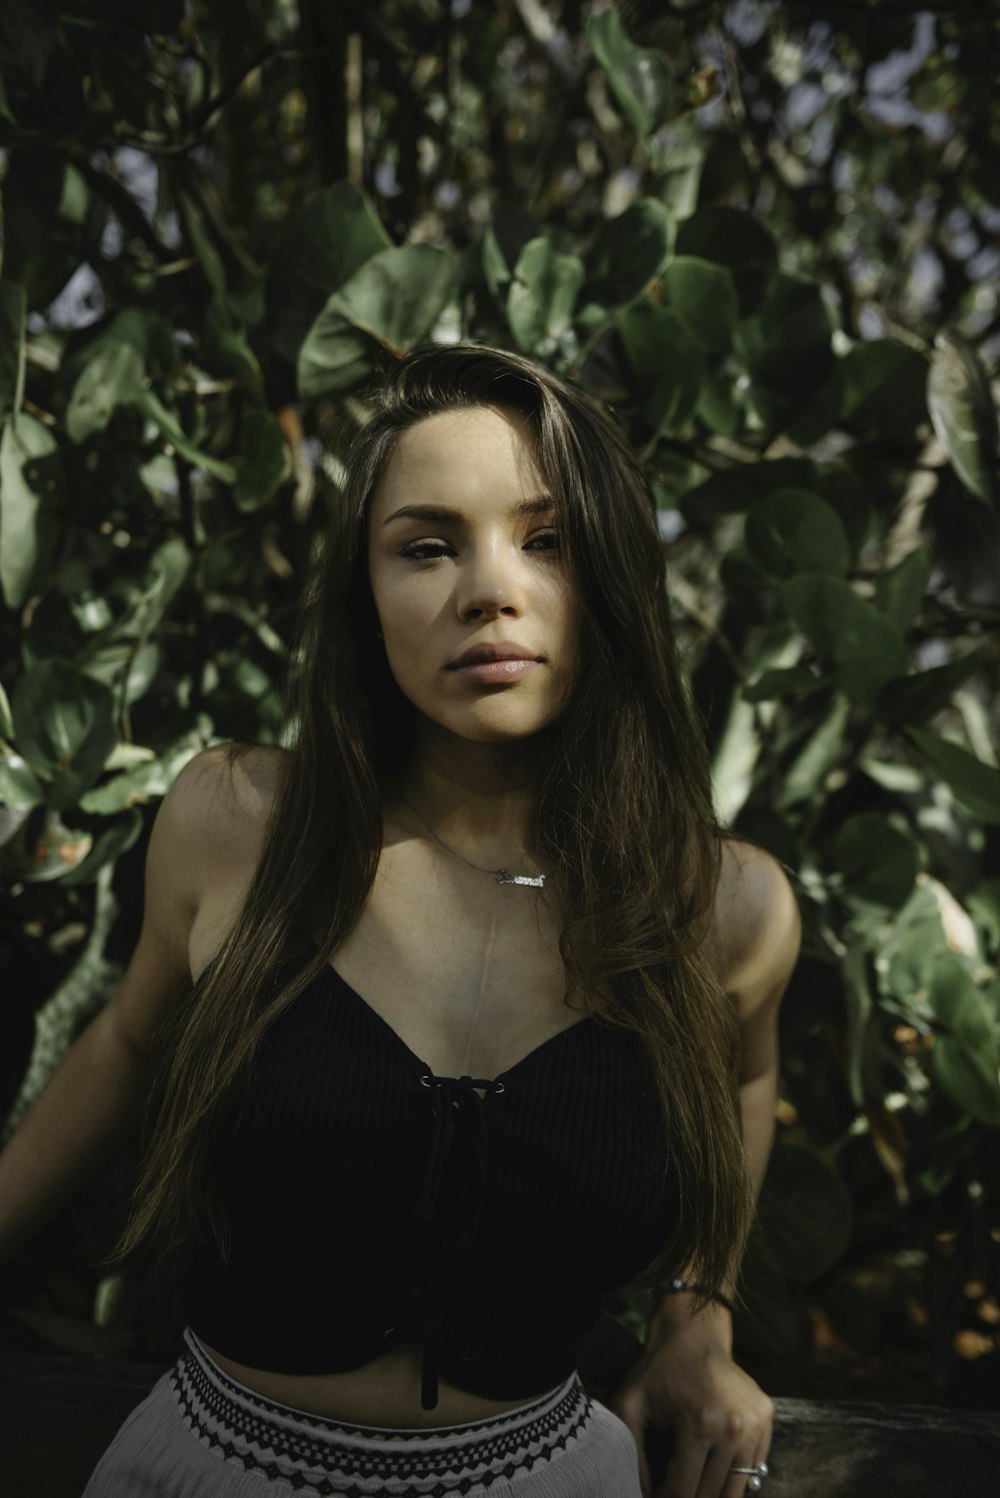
[392, 724, 549, 868]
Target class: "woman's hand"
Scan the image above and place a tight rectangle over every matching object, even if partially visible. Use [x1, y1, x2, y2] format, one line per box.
[608, 1298, 773, 1498]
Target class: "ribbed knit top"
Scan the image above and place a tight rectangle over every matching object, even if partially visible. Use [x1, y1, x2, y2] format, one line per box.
[176, 947, 678, 1410]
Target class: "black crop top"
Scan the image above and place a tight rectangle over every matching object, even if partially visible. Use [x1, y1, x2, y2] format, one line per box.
[175, 945, 678, 1410]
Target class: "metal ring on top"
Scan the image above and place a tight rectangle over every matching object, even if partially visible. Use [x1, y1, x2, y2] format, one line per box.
[730, 1461, 769, 1491]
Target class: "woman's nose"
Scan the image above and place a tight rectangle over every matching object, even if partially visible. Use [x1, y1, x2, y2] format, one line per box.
[457, 542, 523, 621]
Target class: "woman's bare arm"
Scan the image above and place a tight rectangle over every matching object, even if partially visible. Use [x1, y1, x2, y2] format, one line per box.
[727, 843, 802, 1198]
[0, 746, 230, 1267]
[611, 841, 802, 1497]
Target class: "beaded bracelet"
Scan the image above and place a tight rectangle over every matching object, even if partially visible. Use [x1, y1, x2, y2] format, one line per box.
[657, 1276, 736, 1317]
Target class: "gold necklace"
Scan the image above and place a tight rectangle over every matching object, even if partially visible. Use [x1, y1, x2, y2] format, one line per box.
[400, 796, 545, 888]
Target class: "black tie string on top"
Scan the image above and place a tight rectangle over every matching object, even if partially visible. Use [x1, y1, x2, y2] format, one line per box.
[414, 1071, 505, 1411]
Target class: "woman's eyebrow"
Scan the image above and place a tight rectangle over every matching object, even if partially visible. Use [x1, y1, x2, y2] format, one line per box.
[382, 496, 554, 526]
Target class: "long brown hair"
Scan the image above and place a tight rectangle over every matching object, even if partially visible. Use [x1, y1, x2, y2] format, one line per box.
[111, 343, 753, 1300]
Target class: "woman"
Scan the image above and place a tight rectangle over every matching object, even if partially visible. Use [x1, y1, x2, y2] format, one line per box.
[58, 342, 798, 1495]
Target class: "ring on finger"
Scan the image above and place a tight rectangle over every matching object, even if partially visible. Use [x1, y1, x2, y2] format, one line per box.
[729, 1461, 769, 1491]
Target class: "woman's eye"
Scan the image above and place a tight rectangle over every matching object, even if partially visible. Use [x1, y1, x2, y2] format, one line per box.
[526, 530, 560, 553]
[399, 541, 453, 560]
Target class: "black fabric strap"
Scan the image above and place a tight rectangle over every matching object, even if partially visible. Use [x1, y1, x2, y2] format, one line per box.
[416, 1073, 505, 1410]
[658, 1276, 736, 1318]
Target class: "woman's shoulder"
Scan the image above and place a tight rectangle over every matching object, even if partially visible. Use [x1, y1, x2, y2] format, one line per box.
[710, 834, 801, 1004]
[172, 740, 288, 862]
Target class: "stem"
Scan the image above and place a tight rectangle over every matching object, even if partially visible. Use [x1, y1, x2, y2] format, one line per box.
[112, 48, 276, 155]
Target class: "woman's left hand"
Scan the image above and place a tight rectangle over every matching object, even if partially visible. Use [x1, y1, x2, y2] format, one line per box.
[607, 1300, 773, 1498]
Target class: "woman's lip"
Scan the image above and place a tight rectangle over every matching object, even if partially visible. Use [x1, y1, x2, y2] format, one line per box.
[450, 659, 541, 684]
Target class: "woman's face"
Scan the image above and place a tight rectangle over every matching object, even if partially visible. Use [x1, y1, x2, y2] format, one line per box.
[367, 404, 580, 746]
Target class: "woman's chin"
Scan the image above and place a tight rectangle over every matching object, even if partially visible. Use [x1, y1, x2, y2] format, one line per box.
[417, 707, 561, 748]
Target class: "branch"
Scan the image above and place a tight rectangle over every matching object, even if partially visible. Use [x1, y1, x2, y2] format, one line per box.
[174, 155, 263, 278]
[67, 152, 175, 264]
[112, 47, 276, 156]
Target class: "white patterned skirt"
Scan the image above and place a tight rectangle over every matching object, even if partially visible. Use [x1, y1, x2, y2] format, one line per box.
[81, 1327, 642, 1497]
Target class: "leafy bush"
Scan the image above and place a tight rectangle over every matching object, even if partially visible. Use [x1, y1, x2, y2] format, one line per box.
[1, 0, 998, 1399]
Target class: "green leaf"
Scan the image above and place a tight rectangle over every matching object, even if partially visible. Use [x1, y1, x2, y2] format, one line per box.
[0, 280, 27, 422]
[65, 339, 145, 443]
[2, 863, 121, 1140]
[830, 814, 918, 908]
[813, 467, 874, 559]
[131, 388, 238, 484]
[482, 228, 511, 302]
[931, 1039, 1000, 1127]
[0, 748, 44, 810]
[652, 130, 703, 219]
[1, 155, 104, 310]
[583, 200, 674, 312]
[178, 190, 229, 307]
[744, 488, 851, 578]
[0, 0, 58, 91]
[298, 245, 456, 400]
[587, 7, 673, 141]
[79, 740, 202, 814]
[507, 237, 584, 354]
[785, 363, 843, 448]
[927, 954, 1000, 1125]
[694, 368, 741, 437]
[742, 274, 834, 361]
[0, 806, 29, 855]
[126, 538, 192, 640]
[79, 642, 161, 708]
[841, 339, 928, 442]
[342, 245, 455, 349]
[741, 665, 835, 703]
[199, 303, 266, 405]
[297, 323, 376, 401]
[617, 303, 707, 435]
[675, 207, 777, 314]
[61, 807, 143, 886]
[968, 878, 1000, 954]
[779, 575, 909, 709]
[876, 881, 949, 1013]
[233, 409, 291, 512]
[64, 309, 177, 381]
[16, 809, 94, 883]
[776, 693, 850, 811]
[62, 309, 179, 443]
[663, 256, 739, 354]
[738, 275, 836, 435]
[0, 412, 67, 609]
[11, 661, 118, 811]
[928, 952, 995, 1050]
[875, 547, 931, 633]
[906, 728, 1000, 825]
[877, 647, 989, 727]
[719, 543, 769, 595]
[926, 331, 998, 505]
[756, 1141, 853, 1282]
[265, 182, 392, 367]
[732, 804, 801, 872]
[481, 201, 539, 301]
[678, 471, 754, 524]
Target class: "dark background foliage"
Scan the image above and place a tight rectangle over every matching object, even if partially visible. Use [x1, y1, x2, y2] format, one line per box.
[1, 0, 999, 1411]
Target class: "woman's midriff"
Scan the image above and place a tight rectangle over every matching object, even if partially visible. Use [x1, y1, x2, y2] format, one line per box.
[196, 1337, 545, 1427]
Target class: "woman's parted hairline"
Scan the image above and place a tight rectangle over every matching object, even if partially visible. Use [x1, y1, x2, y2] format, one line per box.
[350, 344, 653, 520]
